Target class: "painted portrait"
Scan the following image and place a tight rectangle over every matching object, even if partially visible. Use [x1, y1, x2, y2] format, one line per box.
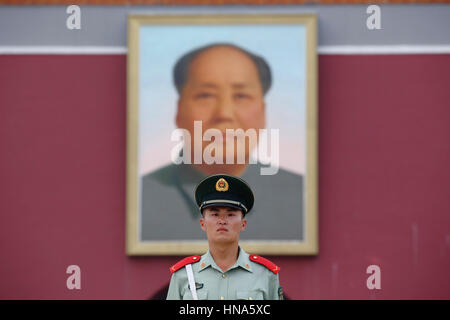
[126, 15, 318, 255]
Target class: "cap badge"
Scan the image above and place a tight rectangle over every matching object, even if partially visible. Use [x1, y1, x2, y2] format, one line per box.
[215, 178, 229, 192]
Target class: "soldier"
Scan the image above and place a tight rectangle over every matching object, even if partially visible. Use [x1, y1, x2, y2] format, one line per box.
[166, 174, 283, 300]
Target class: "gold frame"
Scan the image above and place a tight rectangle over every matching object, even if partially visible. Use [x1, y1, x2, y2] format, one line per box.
[126, 14, 318, 256]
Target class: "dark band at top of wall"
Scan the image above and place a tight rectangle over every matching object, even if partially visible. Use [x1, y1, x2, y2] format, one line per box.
[1, 0, 448, 5]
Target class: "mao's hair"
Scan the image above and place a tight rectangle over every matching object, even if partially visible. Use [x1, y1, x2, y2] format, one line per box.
[173, 43, 272, 96]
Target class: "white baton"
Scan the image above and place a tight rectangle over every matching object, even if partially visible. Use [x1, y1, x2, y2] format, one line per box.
[185, 264, 198, 300]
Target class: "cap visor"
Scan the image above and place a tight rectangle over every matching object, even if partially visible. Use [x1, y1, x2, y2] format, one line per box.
[201, 202, 243, 212]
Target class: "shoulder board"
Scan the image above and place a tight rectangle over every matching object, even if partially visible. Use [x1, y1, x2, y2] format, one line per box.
[249, 254, 280, 274]
[169, 255, 201, 274]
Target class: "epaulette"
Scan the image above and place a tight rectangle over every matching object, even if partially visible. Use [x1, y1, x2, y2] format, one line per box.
[249, 254, 280, 274]
[169, 255, 201, 274]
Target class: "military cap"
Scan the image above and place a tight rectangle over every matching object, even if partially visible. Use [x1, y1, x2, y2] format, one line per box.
[194, 174, 254, 215]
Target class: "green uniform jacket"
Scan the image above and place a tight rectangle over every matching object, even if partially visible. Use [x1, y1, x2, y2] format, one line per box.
[167, 247, 282, 300]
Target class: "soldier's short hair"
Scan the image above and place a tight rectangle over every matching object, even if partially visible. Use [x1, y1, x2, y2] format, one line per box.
[173, 43, 272, 96]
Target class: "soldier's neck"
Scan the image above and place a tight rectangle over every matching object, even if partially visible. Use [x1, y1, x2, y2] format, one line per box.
[209, 242, 240, 273]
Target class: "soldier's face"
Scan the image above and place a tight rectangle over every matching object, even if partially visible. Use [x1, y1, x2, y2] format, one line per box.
[176, 46, 266, 162]
[200, 206, 247, 243]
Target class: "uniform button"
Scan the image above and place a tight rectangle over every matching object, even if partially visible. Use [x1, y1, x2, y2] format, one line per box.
[221, 296, 225, 300]
[222, 274, 227, 278]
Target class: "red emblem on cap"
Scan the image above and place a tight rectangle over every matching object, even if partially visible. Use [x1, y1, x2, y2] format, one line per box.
[215, 178, 229, 192]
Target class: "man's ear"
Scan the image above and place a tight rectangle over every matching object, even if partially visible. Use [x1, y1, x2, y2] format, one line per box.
[175, 99, 181, 128]
[241, 218, 247, 232]
[262, 101, 267, 127]
[200, 216, 206, 232]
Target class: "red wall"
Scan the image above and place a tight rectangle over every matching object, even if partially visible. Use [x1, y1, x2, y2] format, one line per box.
[1, 54, 449, 299]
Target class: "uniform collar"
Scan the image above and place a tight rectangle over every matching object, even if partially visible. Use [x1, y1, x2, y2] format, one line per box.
[199, 247, 253, 273]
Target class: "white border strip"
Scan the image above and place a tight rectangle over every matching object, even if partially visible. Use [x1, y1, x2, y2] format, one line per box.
[0, 46, 127, 55]
[318, 45, 450, 55]
[0, 45, 450, 55]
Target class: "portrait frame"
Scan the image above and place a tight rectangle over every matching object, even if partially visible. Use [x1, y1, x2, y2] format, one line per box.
[126, 14, 318, 256]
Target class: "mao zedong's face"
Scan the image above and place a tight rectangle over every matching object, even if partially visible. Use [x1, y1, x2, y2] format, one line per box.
[175, 46, 266, 166]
